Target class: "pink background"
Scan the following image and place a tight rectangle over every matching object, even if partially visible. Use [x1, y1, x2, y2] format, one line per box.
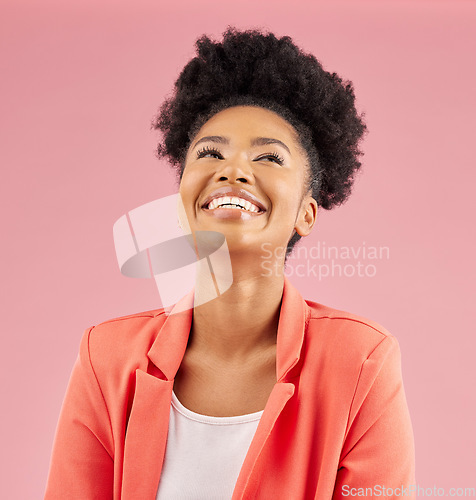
[1, 0, 475, 497]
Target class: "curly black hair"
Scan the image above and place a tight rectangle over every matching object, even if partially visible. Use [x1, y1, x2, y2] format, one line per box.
[152, 27, 367, 256]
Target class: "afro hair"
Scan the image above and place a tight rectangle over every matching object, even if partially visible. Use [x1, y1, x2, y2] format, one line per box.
[152, 27, 367, 255]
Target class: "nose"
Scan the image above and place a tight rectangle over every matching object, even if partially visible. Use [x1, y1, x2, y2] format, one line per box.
[213, 157, 255, 184]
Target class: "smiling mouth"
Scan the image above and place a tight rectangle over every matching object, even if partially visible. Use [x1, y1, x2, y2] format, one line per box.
[203, 196, 264, 213]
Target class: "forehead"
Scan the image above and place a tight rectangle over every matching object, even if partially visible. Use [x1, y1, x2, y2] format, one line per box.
[192, 105, 301, 149]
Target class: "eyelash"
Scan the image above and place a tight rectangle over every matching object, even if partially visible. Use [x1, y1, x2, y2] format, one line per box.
[195, 146, 285, 165]
[196, 146, 223, 159]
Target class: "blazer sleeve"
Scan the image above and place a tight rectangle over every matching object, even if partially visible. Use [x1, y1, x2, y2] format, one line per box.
[44, 326, 114, 500]
[332, 335, 416, 500]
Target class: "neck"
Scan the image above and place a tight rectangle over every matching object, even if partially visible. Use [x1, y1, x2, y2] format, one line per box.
[189, 259, 285, 361]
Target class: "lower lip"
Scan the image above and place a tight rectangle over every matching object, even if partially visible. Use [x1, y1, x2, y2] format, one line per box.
[201, 206, 265, 220]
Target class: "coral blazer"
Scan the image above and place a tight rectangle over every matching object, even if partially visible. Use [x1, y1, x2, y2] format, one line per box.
[45, 277, 415, 499]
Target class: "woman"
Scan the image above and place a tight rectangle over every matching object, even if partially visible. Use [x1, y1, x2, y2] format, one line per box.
[45, 28, 415, 499]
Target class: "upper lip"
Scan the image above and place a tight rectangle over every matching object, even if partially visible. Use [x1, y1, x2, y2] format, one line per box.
[201, 186, 266, 212]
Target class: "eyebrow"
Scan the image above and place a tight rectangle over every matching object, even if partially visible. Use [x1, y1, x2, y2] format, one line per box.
[192, 135, 291, 155]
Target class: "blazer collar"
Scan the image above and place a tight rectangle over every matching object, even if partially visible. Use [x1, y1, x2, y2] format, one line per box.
[147, 276, 309, 382]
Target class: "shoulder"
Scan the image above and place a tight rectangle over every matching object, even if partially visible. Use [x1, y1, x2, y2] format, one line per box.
[79, 307, 168, 373]
[303, 299, 400, 366]
[305, 299, 392, 338]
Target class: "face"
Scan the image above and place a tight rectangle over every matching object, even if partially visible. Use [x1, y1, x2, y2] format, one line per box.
[179, 106, 317, 262]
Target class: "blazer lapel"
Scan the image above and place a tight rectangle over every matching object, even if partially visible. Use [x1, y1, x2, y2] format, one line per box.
[232, 382, 295, 499]
[121, 290, 194, 499]
[121, 371, 173, 499]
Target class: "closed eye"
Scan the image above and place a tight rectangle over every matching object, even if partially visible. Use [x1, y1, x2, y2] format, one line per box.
[254, 152, 285, 165]
[196, 146, 223, 160]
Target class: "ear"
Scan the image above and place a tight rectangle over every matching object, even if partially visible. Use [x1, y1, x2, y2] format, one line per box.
[294, 193, 318, 237]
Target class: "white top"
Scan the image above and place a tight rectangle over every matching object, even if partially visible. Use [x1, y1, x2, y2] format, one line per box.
[155, 391, 263, 500]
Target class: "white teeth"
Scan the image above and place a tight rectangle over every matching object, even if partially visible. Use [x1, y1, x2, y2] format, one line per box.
[242, 200, 252, 211]
[206, 196, 260, 212]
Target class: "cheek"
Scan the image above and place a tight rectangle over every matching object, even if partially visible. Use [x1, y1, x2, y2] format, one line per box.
[179, 167, 202, 202]
[178, 182, 197, 226]
[271, 176, 304, 214]
[178, 166, 212, 227]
